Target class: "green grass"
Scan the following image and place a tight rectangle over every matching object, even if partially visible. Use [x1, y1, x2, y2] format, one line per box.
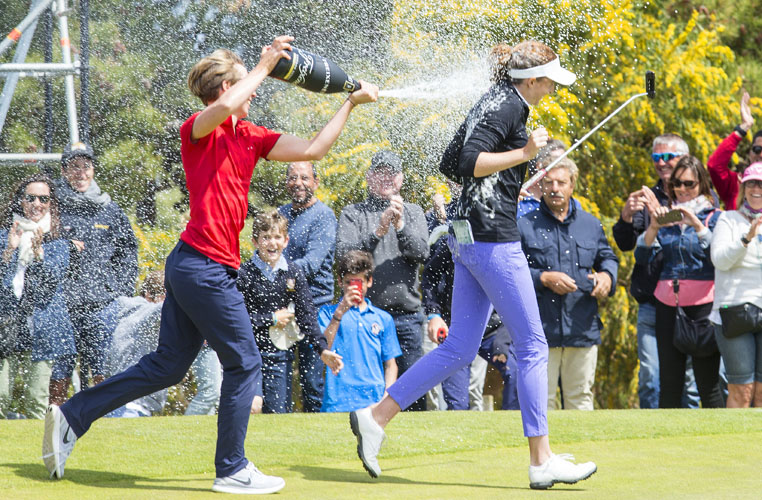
[1, 409, 761, 499]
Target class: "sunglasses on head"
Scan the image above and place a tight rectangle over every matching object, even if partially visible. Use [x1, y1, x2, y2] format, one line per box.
[751, 145, 762, 155]
[651, 152, 684, 163]
[670, 179, 698, 189]
[23, 194, 51, 203]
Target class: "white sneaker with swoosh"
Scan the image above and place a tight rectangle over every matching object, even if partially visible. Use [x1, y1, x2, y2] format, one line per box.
[211, 461, 285, 494]
[42, 404, 77, 479]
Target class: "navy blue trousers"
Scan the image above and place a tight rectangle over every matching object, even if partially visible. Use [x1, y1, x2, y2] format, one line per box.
[61, 241, 262, 477]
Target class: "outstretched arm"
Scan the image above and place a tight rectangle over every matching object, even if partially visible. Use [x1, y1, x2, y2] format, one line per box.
[266, 81, 379, 162]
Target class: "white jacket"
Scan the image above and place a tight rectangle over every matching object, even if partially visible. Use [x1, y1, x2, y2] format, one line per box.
[710, 210, 762, 322]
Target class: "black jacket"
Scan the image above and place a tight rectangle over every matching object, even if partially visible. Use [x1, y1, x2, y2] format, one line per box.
[237, 257, 327, 355]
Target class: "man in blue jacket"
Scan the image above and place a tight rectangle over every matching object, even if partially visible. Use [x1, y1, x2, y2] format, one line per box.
[518, 158, 618, 410]
[48, 142, 138, 403]
[278, 161, 337, 412]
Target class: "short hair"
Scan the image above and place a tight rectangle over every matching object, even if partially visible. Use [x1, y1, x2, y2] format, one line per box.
[286, 162, 318, 180]
[753, 130, 762, 144]
[251, 209, 288, 239]
[140, 270, 165, 299]
[490, 41, 557, 84]
[535, 139, 567, 170]
[667, 155, 713, 201]
[187, 49, 244, 105]
[337, 250, 374, 280]
[652, 133, 689, 155]
[544, 157, 579, 185]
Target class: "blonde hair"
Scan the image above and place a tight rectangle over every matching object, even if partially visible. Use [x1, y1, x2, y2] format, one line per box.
[490, 40, 557, 84]
[187, 49, 244, 105]
[251, 209, 288, 239]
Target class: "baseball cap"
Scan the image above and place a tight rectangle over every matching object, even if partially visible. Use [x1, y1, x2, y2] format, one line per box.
[741, 162, 762, 184]
[509, 57, 576, 86]
[61, 142, 95, 167]
[369, 150, 402, 173]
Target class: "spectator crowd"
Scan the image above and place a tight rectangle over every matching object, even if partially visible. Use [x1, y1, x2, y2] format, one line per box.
[3, 90, 762, 418]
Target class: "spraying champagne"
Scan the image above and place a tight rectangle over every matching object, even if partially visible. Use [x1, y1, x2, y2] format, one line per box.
[269, 47, 361, 94]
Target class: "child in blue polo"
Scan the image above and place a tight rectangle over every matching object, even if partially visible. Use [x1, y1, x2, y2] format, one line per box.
[319, 250, 401, 412]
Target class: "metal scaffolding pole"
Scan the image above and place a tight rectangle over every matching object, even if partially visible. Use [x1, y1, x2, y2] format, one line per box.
[0, 0, 84, 165]
[56, 0, 80, 145]
[0, 0, 44, 136]
[0, 0, 56, 58]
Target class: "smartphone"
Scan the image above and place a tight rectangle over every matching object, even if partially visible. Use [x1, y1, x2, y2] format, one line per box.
[348, 278, 363, 304]
[656, 209, 683, 225]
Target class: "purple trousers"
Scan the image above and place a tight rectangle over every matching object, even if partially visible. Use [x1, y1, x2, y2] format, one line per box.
[387, 239, 548, 437]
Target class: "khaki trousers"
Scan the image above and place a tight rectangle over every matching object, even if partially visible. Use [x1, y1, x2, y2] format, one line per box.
[547, 345, 598, 410]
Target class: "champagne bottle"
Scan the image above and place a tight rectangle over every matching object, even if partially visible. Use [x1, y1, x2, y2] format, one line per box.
[269, 47, 361, 94]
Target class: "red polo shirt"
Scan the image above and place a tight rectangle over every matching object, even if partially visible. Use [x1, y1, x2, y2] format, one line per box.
[179, 112, 281, 268]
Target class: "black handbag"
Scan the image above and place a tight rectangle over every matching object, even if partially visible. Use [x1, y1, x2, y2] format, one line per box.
[671, 279, 718, 358]
[719, 303, 762, 339]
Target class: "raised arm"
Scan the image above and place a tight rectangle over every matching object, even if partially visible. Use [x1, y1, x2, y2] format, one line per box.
[192, 36, 294, 140]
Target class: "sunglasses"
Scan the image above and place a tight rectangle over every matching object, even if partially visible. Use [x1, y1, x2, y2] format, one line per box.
[751, 145, 762, 155]
[651, 152, 684, 163]
[23, 194, 51, 204]
[671, 179, 698, 189]
[745, 179, 762, 188]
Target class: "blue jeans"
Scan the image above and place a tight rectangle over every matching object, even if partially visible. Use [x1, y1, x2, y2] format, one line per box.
[61, 241, 262, 477]
[261, 350, 295, 414]
[185, 345, 223, 416]
[636, 302, 660, 409]
[391, 311, 425, 411]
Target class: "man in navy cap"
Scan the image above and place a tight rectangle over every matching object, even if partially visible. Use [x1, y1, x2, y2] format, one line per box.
[48, 142, 138, 404]
[336, 150, 429, 410]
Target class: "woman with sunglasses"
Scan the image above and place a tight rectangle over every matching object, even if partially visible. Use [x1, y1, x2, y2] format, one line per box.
[710, 163, 762, 407]
[0, 174, 75, 419]
[707, 91, 762, 209]
[636, 156, 724, 408]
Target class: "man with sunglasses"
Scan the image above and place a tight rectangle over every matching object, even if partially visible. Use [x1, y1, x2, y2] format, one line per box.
[707, 90, 762, 209]
[613, 133, 699, 409]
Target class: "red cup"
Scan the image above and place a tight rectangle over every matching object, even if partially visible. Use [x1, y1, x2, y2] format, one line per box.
[349, 278, 363, 304]
[436, 327, 447, 344]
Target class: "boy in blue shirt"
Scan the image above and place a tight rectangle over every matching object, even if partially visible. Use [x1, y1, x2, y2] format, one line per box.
[319, 250, 401, 412]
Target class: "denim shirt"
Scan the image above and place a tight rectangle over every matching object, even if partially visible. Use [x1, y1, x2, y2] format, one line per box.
[518, 199, 619, 348]
[634, 207, 721, 282]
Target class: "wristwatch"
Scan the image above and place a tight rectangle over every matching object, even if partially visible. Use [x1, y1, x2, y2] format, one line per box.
[741, 234, 751, 246]
[735, 125, 748, 138]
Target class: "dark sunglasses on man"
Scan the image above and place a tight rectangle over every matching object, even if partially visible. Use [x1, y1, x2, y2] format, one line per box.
[751, 145, 762, 155]
[651, 152, 685, 163]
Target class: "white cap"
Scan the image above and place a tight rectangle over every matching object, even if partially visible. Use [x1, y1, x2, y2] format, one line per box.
[509, 57, 576, 86]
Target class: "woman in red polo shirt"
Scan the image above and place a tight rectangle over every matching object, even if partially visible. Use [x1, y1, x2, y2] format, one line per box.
[44, 35, 377, 495]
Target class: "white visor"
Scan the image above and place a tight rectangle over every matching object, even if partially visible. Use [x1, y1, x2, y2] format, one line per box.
[508, 57, 576, 86]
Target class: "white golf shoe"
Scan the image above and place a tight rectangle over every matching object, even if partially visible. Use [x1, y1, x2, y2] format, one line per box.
[42, 404, 77, 479]
[211, 461, 285, 495]
[349, 407, 385, 478]
[528, 453, 597, 489]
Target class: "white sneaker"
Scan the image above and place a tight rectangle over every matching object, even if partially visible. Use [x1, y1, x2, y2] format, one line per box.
[528, 453, 597, 489]
[42, 405, 77, 479]
[211, 461, 285, 495]
[349, 407, 385, 478]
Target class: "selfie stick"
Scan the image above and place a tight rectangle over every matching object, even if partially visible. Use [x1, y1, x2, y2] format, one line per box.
[522, 71, 655, 190]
